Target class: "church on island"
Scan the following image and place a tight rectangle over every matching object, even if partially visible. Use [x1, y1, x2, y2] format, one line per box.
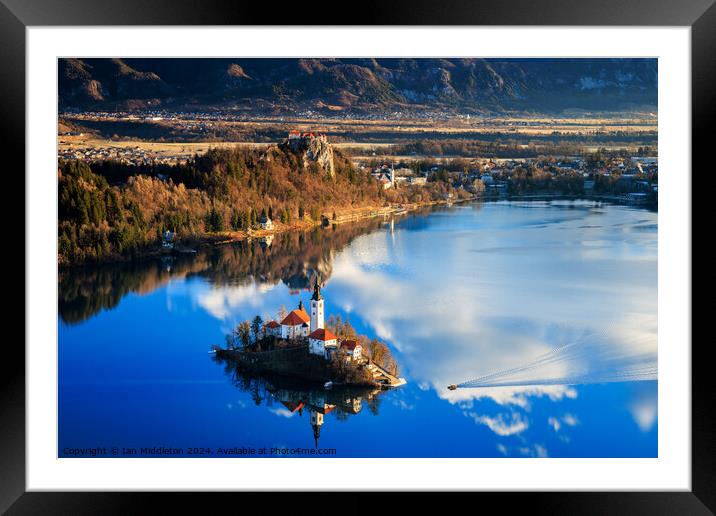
[262, 278, 362, 362]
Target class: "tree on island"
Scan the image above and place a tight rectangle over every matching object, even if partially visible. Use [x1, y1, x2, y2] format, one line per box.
[327, 314, 357, 340]
[234, 321, 251, 348]
[366, 338, 386, 364]
[365, 337, 398, 376]
[251, 315, 263, 343]
[277, 305, 288, 322]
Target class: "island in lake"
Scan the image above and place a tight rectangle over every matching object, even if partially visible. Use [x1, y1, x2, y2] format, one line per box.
[216, 277, 406, 391]
[58, 57, 658, 459]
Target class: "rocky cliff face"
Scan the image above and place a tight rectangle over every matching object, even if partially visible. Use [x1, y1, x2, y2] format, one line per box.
[281, 135, 335, 179]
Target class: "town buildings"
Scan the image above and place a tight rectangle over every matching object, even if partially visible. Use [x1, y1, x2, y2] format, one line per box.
[371, 164, 395, 189]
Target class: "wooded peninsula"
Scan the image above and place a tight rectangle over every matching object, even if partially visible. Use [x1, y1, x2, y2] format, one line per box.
[58, 137, 470, 266]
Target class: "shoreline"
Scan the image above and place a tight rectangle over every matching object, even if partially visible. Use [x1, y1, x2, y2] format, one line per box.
[58, 192, 654, 268]
[215, 348, 378, 388]
[211, 196, 476, 245]
[58, 195, 477, 268]
[485, 192, 658, 205]
[215, 346, 405, 390]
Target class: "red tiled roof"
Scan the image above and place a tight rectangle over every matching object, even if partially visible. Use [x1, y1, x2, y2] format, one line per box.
[340, 339, 360, 351]
[308, 328, 338, 341]
[264, 321, 280, 328]
[281, 309, 310, 326]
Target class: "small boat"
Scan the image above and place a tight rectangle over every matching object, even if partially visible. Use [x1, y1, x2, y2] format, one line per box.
[448, 384, 458, 391]
[324, 381, 333, 390]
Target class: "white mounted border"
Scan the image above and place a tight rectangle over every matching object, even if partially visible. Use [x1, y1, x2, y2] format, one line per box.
[26, 26, 690, 491]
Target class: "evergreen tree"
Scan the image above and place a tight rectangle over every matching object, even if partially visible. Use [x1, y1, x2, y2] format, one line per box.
[251, 315, 263, 342]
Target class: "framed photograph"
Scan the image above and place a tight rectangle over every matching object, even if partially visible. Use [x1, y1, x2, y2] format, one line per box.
[5, 0, 712, 511]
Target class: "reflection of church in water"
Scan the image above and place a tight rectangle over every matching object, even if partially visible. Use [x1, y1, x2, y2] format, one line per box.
[268, 385, 379, 447]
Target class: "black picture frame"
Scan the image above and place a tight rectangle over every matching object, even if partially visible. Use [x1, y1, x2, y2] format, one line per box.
[3, 0, 712, 512]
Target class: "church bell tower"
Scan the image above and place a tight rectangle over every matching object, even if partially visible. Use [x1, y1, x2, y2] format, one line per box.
[310, 277, 324, 332]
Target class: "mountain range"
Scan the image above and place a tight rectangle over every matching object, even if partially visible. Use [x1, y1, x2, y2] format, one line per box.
[58, 58, 658, 114]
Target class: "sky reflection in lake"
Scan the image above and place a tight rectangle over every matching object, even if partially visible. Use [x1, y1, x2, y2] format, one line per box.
[59, 200, 657, 457]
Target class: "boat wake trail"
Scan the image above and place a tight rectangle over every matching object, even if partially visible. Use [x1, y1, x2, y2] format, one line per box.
[456, 333, 657, 389]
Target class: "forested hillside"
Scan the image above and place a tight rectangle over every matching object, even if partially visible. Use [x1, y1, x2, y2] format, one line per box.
[58, 144, 457, 265]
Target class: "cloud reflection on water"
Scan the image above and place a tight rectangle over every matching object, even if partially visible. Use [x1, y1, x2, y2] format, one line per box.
[183, 201, 657, 442]
[323, 203, 656, 404]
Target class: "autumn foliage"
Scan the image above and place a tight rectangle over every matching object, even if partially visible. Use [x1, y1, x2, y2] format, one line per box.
[58, 143, 459, 265]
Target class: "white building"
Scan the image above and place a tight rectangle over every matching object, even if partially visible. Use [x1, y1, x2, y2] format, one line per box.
[308, 328, 338, 358]
[280, 302, 310, 339]
[162, 230, 175, 249]
[372, 165, 395, 189]
[263, 320, 281, 338]
[339, 340, 362, 362]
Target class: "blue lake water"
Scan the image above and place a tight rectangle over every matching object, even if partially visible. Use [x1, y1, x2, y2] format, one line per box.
[58, 200, 657, 458]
